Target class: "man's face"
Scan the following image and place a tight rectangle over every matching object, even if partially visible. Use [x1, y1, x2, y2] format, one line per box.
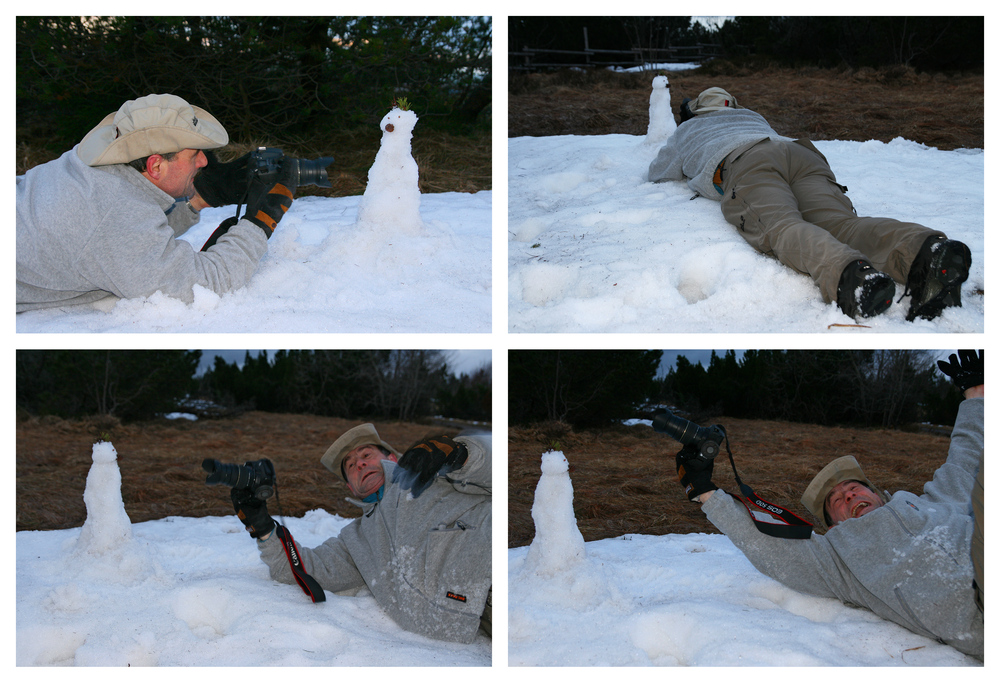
[145, 148, 207, 199]
[342, 444, 397, 498]
[824, 480, 883, 525]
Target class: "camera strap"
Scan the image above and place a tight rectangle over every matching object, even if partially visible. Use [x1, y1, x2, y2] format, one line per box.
[275, 524, 326, 603]
[720, 434, 813, 540]
[199, 188, 250, 252]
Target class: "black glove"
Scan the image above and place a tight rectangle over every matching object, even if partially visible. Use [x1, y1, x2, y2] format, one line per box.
[393, 435, 468, 498]
[937, 350, 984, 393]
[231, 487, 276, 539]
[676, 444, 718, 502]
[245, 161, 298, 238]
[193, 151, 250, 207]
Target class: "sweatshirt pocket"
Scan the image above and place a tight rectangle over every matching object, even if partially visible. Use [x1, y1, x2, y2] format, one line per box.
[423, 522, 483, 610]
[425, 522, 476, 575]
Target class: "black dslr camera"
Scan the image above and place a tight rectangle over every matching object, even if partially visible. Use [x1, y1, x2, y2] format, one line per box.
[679, 97, 695, 124]
[202, 458, 276, 501]
[652, 409, 725, 464]
[248, 147, 334, 189]
[197, 148, 335, 251]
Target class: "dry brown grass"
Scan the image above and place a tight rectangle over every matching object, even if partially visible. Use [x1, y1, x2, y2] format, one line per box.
[508, 65, 983, 150]
[508, 416, 952, 548]
[16, 411, 464, 532]
[15, 124, 491, 196]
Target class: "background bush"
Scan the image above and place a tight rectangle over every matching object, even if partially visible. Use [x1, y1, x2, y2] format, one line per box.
[508, 350, 964, 429]
[17, 350, 492, 423]
[509, 16, 982, 72]
[17, 17, 492, 163]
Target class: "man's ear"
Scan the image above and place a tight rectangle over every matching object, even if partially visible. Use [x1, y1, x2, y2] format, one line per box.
[143, 154, 167, 179]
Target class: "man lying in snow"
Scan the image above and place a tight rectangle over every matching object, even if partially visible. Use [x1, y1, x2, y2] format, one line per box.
[678, 350, 984, 660]
[648, 87, 971, 321]
[16, 93, 296, 312]
[232, 424, 492, 643]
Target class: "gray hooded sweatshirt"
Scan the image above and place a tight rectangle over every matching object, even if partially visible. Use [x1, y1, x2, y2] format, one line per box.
[647, 109, 789, 200]
[703, 398, 983, 659]
[257, 435, 492, 643]
[16, 146, 268, 311]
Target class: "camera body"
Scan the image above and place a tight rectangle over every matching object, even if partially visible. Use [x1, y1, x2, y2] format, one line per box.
[202, 458, 276, 500]
[679, 98, 695, 124]
[652, 409, 725, 464]
[248, 147, 334, 190]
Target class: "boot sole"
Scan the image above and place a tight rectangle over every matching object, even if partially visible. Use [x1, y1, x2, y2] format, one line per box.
[859, 277, 896, 318]
[906, 242, 971, 321]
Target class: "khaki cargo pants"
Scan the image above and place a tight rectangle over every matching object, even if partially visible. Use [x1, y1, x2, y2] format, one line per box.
[718, 138, 942, 303]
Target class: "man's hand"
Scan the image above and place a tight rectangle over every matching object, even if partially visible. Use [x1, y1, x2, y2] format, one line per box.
[938, 350, 984, 394]
[231, 487, 276, 539]
[393, 435, 468, 498]
[676, 444, 718, 503]
[193, 150, 250, 207]
[245, 161, 298, 238]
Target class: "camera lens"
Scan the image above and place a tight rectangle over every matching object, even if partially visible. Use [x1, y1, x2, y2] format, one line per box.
[294, 157, 334, 188]
[652, 410, 722, 460]
[652, 410, 702, 443]
[203, 459, 252, 488]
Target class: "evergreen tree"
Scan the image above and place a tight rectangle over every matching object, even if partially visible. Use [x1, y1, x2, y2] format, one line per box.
[659, 349, 950, 428]
[715, 16, 982, 70]
[509, 350, 662, 428]
[17, 16, 492, 151]
[16, 350, 200, 421]
[198, 349, 458, 421]
[437, 364, 492, 422]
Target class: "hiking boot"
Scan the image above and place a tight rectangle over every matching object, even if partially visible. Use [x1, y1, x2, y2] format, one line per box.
[903, 236, 971, 321]
[836, 259, 895, 319]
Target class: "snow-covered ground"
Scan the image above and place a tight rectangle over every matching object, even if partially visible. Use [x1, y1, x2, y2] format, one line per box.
[16, 192, 491, 333]
[17, 106, 491, 333]
[508, 78, 983, 333]
[508, 450, 981, 666]
[16, 442, 491, 666]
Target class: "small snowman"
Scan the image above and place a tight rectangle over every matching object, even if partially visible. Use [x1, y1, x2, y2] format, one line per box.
[644, 74, 677, 147]
[523, 450, 586, 576]
[355, 99, 424, 236]
[75, 440, 134, 556]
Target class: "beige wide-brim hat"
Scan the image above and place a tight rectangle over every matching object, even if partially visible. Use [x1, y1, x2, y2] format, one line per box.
[689, 87, 743, 115]
[77, 93, 228, 166]
[320, 423, 401, 482]
[800, 455, 886, 528]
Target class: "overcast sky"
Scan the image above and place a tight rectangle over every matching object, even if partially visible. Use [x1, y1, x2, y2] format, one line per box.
[658, 350, 743, 376]
[692, 16, 733, 29]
